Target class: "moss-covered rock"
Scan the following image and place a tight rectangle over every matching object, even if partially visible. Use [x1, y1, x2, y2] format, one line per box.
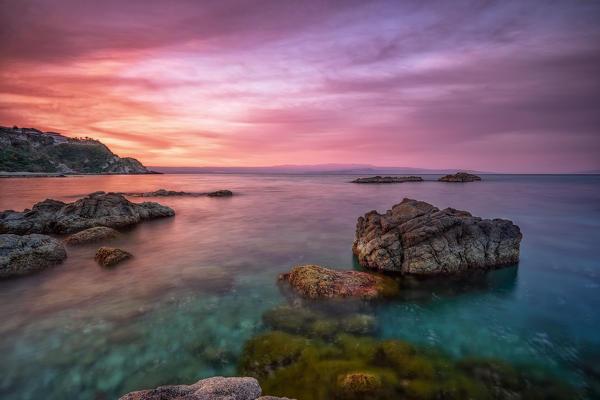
[238, 331, 580, 400]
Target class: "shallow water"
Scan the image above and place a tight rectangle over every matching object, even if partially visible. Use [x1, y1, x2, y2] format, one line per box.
[0, 174, 599, 399]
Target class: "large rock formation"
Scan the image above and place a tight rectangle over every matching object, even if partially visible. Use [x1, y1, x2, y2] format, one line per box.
[353, 198, 522, 275]
[438, 172, 482, 182]
[351, 176, 423, 183]
[278, 265, 397, 300]
[121, 189, 234, 197]
[0, 192, 175, 234]
[0, 234, 67, 278]
[119, 376, 292, 400]
[0, 126, 153, 174]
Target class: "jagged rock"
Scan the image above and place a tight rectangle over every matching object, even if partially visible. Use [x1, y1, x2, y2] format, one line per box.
[0, 192, 175, 234]
[63, 226, 120, 245]
[94, 247, 132, 266]
[0, 234, 67, 278]
[207, 190, 233, 197]
[438, 172, 482, 182]
[353, 198, 522, 274]
[278, 265, 397, 300]
[118, 376, 292, 400]
[352, 176, 423, 183]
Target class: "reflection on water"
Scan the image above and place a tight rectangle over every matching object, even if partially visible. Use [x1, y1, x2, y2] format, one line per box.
[0, 174, 599, 399]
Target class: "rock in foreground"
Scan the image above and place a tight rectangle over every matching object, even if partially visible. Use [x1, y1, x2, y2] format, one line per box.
[438, 172, 482, 182]
[119, 376, 292, 400]
[95, 247, 132, 266]
[352, 176, 423, 183]
[63, 226, 120, 245]
[0, 192, 175, 234]
[0, 234, 67, 278]
[278, 265, 397, 300]
[353, 198, 522, 274]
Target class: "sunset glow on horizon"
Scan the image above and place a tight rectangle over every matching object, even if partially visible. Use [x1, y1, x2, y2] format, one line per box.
[1, 0, 599, 172]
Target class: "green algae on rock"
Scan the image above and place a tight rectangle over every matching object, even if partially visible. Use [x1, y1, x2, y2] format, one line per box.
[262, 305, 376, 340]
[239, 331, 580, 400]
[278, 265, 398, 300]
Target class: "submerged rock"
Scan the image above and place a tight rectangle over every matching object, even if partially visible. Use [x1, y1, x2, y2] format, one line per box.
[94, 247, 132, 267]
[278, 265, 397, 300]
[0, 234, 67, 278]
[0, 191, 175, 234]
[352, 176, 423, 183]
[353, 198, 522, 274]
[63, 226, 120, 245]
[118, 376, 291, 400]
[438, 172, 482, 182]
[239, 331, 579, 400]
[207, 189, 233, 197]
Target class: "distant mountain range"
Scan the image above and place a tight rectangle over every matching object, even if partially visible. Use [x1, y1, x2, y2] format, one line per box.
[0, 126, 153, 174]
[150, 164, 491, 175]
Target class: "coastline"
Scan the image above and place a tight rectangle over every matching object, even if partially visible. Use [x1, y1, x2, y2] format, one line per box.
[0, 171, 162, 178]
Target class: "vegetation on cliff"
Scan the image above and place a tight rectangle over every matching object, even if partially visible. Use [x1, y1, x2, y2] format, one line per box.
[0, 126, 151, 174]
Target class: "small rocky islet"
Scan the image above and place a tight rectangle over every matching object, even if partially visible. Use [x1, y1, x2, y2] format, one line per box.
[438, 172, 482, 182]
[352, 176, 423, 183]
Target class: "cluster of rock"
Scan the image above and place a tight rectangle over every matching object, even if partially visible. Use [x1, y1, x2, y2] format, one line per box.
[121, 189, 233, 198]
[351, 176, 423, 184]
[0, 234, 67, 278]
[119, 376, 292, 400]
[0, 192, 176, 277]
[438, 172, 482, 182]
[0, 191, 174, 235]
[353, 198, 522, 274]
[351, 172, 482, 184]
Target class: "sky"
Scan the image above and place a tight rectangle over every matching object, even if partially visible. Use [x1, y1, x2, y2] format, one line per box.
[1, 0, 599, 172]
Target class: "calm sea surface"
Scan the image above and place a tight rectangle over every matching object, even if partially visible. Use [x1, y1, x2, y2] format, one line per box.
[0, 174, 599, 399]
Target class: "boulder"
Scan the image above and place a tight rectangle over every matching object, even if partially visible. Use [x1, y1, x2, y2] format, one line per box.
[0, 192, 175, 234]
[278, 265, 397, 300]
[438, 172, 481, 182]
[353, 198, 522, 274]
[95, 247, 132, 267]
[352, 176, 423, 183]
[0, 234, 67, 278]
[63, 226, 120, 245]
[118, 376, 291, 400]
[207, 190, 233, 197]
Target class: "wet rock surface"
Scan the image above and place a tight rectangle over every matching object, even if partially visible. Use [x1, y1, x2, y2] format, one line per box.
[353, 198, 522, 274]
[278, 265, 397, 300]
[118, 376, 292, 400]
[352, 176, 423, 183]
[0, 233, 67, 278]
[63, 226, 120, 245]
[0, 192, 175, 234]
[95, 247, 132, 267]
[438, 172, 482, 182]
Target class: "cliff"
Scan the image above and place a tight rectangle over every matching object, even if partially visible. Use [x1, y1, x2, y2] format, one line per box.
[0, 126, 153, 174]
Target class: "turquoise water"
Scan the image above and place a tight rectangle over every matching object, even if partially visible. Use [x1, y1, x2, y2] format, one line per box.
[0, 174, 599, 399]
